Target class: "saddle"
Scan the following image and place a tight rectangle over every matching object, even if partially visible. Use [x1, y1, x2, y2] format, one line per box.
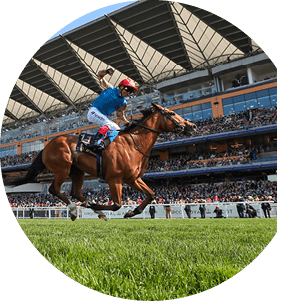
[76, 130, 119, 178]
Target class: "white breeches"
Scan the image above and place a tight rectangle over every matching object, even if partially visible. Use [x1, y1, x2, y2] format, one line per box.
[87, 107, 121, 131]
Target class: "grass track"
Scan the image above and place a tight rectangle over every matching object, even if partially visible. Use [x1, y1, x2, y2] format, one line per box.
[18, 218, 276, 300]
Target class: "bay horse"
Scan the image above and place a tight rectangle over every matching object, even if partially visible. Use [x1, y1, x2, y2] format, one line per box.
[5, 103, 196, 220]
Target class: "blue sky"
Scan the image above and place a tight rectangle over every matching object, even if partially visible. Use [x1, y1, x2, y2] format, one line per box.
[50, 1, 133, 39]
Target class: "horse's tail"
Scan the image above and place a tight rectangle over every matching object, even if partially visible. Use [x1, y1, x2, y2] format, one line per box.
[4, 150, 46, 187]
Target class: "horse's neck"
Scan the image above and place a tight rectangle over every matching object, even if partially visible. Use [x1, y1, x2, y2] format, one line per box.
[131, 113, 161, 154]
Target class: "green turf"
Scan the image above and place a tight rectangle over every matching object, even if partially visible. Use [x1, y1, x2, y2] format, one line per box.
[18, 218, 276, 300]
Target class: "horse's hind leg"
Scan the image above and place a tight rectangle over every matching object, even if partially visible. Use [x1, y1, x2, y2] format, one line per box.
[49, 170, 77, 221]
[68, 166, 109, 219]
[69, 165, 86, 204]
[124, 177, 155, 218]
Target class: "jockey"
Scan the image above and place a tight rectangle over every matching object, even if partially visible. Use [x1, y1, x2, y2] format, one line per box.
[87, 69, 138, 150]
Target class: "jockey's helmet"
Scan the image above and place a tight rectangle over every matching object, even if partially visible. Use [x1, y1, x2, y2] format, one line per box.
[119, 78, 138, 93]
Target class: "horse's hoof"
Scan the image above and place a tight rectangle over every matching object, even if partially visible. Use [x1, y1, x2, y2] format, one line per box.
[71, 214, 77, 221]
[124, 210, 134, 218]
[98, 215, 108, 221]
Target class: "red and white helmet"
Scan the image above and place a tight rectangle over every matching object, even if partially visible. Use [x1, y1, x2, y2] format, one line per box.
[119, 78, 138, 93]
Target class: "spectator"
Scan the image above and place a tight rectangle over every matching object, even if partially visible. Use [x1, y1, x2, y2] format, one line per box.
[184, 199, 192, 219]
[149, 200, 156, 219]
[29, 206, 34, 219]
[164, 199, 172, 219]
[7, 180, 277, 211]
[213, 205, 223, 218]
[199, 199, 206, 218]
[246, 204, 257, 218]
[236, 197, 246, 218]
[261, 198, 271, 218]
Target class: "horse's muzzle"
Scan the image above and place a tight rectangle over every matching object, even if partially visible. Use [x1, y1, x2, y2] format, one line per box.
[185, 123, 197, 136]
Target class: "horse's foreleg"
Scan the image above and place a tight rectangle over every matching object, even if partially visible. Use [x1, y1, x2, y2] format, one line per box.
[124, 178, 154, 218]
[107, 180, 123, 210]
[88, 180, 122, 215]
[88, 203, 121, 211]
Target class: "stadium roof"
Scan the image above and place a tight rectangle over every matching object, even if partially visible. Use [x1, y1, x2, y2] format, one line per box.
[4, 0, 261, 128]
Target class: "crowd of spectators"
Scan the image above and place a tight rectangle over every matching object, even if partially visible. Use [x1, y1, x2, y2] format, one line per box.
[157, 106, 277, 142]
[0, 107, 276, 168]
[8, 180, 276, 208]
[146, 147, 256, 172]
[1, 145, 270, 171]
[1, 151, 39, 167]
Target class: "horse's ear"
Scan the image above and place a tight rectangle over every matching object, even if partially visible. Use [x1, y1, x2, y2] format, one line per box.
[152, 102, 161, 110]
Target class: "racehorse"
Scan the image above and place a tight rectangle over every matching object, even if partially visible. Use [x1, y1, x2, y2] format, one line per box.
[5, 103, 196, 220]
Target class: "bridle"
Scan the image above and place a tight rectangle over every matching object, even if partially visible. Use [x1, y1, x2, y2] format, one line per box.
[160, 107, 186, 134]
[128, 106, 188, 157]
[132, 106, 187, 134]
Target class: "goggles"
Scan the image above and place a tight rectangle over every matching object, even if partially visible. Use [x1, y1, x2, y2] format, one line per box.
[123, 86, 135, 94]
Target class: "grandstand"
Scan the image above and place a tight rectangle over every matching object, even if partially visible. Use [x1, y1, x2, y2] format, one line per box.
[1, 0, 276, 206]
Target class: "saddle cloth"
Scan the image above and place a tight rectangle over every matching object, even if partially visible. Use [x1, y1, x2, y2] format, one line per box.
[76, 130, 119, 153]
[76, 130, 119, 179]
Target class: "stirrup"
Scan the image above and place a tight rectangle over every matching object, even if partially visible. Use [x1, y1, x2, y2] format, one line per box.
[87, 137, 103, 150]
[88, 142, 105, 151]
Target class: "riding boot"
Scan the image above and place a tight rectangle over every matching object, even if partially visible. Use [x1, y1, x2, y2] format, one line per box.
[88, 125, 110, 151]
[91, 131, 103, 145]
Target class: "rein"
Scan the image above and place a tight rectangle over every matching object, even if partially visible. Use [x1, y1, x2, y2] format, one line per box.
[128, 132, 150, 158]
[134, 123, 161, 134]
[127, 106, 187, 158]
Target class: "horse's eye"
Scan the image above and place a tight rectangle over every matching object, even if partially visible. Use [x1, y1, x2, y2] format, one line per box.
[170, 112, 175, 116]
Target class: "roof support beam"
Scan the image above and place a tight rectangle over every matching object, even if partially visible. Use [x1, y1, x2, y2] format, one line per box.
[104, 14, 149, 84]
[59, 34, 103, 94]
[247, 37, 253, 52]
[30, 59, 78, 111]
[5, 109, 19, 121]
[170, 2, 211, 69]
[14, 84, 44, 115]
[166, 2, 193, 71]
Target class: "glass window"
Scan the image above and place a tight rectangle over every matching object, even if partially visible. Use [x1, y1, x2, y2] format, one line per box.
[268, 87, 277, 96]
[234, 102, 246, 112]
[202, 109, 213, 120]
[270, 95, 277, 106]
[192, 104, 202, 111]
[22, 139, 44, 154]
[192, 111, 203, 121]
[202, 102, 212, 110]
[256, 89, 269, 98]
[183, 112, 193, 121]
[245, 99, 258, 110]
[244, 92, 257, 101]
[222, 97, 233, 106]
[257, 96, 271, 108]
[183, 106, 192, 114]
[174, 109, 182, 115]
[233, 95, 245, 103]
[0, 145, 17, 157]
[223, 104, 235, 115]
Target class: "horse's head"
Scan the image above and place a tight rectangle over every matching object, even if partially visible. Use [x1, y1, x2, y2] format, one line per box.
[152, 103, 197, 136]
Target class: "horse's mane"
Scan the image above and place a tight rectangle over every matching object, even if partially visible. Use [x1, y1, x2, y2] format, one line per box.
[121, 106, 154, 133]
